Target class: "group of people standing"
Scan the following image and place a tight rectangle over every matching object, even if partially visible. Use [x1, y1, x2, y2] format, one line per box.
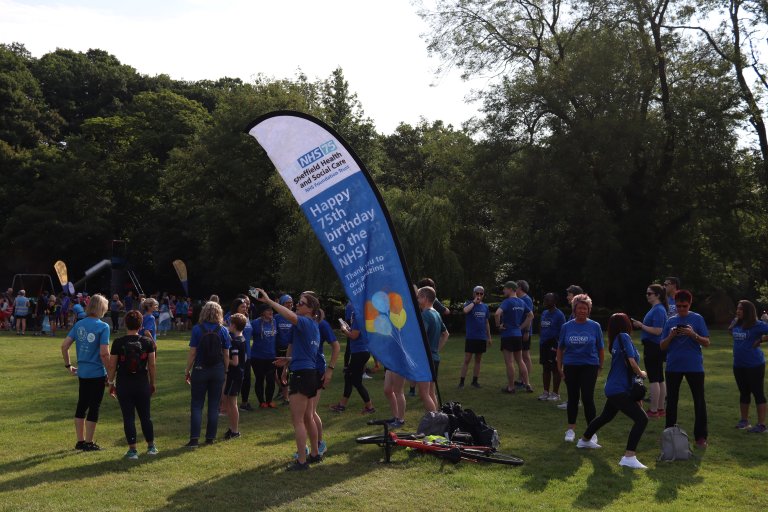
[57, 275, 768, 472]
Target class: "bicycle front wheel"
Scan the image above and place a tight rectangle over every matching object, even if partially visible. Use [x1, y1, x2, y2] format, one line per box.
[459, 448, 524, 466]
[355, 433, 419, 445]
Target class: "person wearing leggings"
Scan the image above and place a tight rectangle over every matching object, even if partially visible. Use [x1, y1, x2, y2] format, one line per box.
[557, 293, 604, 444]
[107, 310, 158, 459]
[330, 310, 374, 413]
[250, 305, 277, 408]
[729, 300, 768, 433]
[61, 294, 111, 451]
[578, 313, 649, 469]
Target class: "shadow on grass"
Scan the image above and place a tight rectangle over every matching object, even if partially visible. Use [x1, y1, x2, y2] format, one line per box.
[519, 442, 581, 493]
[149, 448, 383, 512]
[0, 449, 77, 474]
[0, 446, 191, 493]
[572, 452, 632, 509]
[646, 456, 704, 502]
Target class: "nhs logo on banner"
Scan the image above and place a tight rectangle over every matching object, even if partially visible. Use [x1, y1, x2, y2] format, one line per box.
[298, 140, 337, 168]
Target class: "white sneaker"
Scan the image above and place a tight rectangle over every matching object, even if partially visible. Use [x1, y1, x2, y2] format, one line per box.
[557, 402, 568, 409]
[619, 456, 647, 469]
[537, 392, 550, 401]
[547, 393, 561, 401]
[576, 438, 602, 449]
[564, 429, 576, 442]
[590, 434, 598, 444]
[362, 373, 373, 380]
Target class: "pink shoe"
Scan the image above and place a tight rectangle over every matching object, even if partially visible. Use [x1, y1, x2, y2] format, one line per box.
[645, 409, 659, 418]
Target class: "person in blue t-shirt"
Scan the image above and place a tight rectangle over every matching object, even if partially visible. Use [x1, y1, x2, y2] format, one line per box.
[632, 284, 668, 418]
[459, 285, 492, 389]
[418, 286, 448, 412]
[329, 306, 375, 414]
[495, 281, 534, 393]
[516, 280, 535, 385]
[250, 305, 278, 408]
[61, 294, 111, 451]
[557, 293, 604, 443]
[255, 289, 323, 471]
[729, 300, 768, 433]
[183, 301, 232, 447]
[140, 298, 158, 343]
[225, 297, 254, 411]
[274, 294, 294, 403]
[577, 313, 649, 469]
[13, 289, 30, 335]
[664, 277, 680, 318]
[660, 289, 710, 447]
[538, 293, 566, 401]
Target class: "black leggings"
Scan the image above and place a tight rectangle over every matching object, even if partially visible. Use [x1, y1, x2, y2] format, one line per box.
[734, 365, 766, 405]
[343, 351, 370, 403]
[75, 377, 106, 422]
[583, 393, 648, 451]
[241, 357, 252, 403]
[251, 358, 276, 404]
[665, 371, 708, 440]
[116, 379, 154, 445]
[563, 365, 598, 425]
[110, 311, 120, 331]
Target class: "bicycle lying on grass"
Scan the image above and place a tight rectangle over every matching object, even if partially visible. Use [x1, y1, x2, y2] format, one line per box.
[356, 419, 524, 466]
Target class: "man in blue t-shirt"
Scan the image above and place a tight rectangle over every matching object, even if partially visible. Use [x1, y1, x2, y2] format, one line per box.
[538, 292, 566, 401]
[516, 279, 535, 387]
[417, 286, 448, 412]
[495, 281, 534, 393]
[459, 285, 492, 389]
[660, 289, 710, 447]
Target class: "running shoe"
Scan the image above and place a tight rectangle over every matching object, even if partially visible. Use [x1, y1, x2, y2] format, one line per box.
[361, 406, 376, 414]
[184, 439, 199, 448]
[619, 456, 647, 469]
[736, 419, 751, 429]
[557, 402, 568, 409]
[82, 442, 101, 451]
[388, 418, 406, 428]
[457, 382, 465, 389]
[747, 424, 766, 433]
[362, 373, 373, 380]
[695, 438, 708, 448]
[524, 384, 534, 393]
[75, 441, 87, 450]
[470, 381, 481, 388]
[576, 438, 602, 449]
[292, 446, 310, 459]
[147, 445, 159, 455]
[547, 393, 561, 401]
[590, 434, 598, 444]
[239, 402, 254, 411]
[537, 392, 551, 401]
[268, 402, 278, 409]
[500, 386, 515, 394]
[318, 440, 327, 456]
[646, 409, 659, 418]
[329, 403, 346, 412]
[286, 461, 309, 471]
[125, 448, 139, 460]
[205, 438, 215, 445]
[307, 453, 323, 464]
[564, 429, 575, 442]
[657, 408, 666, 417]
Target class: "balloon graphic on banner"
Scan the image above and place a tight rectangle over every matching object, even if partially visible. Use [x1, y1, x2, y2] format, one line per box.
[389, 292, 406, 329]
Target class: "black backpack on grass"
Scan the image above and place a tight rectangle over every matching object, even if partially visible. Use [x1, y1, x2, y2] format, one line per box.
[198, 326, 224, 368]
[441, 401, 500, 449]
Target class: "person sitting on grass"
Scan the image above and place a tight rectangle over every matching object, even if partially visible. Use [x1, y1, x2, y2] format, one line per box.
[61, 294, 111, 451]
[223, 313, 248, 440]
[107, 310, 158, 460]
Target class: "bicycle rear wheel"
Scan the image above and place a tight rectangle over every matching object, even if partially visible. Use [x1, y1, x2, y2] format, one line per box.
[459, 448, 524, 466]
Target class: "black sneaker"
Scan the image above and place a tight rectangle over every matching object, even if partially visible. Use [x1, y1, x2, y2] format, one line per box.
[471, 382, 481, 388]
[82, 442, 101, 451]
[224, 430, 240, 440]
[184, 439, 199, 448]
[239, 403, 254, 411]
[307, 453, 323, 464]
[75, 441, 87, 450]
[205, 438, 215, 445]
[286, 461, 309, 471]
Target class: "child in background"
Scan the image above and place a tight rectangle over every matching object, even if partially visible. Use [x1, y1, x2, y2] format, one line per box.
[223, 313, 248, 440]
[141, 299, 159, 353]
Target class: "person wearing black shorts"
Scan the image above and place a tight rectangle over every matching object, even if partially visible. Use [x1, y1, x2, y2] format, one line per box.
[537, 293, 566, 401]
[459, 286, 492, 388]
[495, 281, 534, 393]
[223, 313, 248, 440]
[632, 284, 668, 418]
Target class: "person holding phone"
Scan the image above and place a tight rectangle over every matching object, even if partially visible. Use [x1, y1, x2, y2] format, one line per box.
[632, 284, 668, 418]
[660, 290, 710, 448]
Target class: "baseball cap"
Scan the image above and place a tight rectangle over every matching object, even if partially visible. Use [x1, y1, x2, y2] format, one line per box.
[279, 294, 293, 305]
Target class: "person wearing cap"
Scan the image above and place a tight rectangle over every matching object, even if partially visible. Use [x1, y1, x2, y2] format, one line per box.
[13, 289, 30, 335]
[516, 280, 535, 387]
[459, 285, 492, 389]
[496, 281, 534, 393]
[274, 294, 295, 403]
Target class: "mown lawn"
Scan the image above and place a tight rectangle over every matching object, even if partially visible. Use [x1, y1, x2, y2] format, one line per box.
[0, 329, 766, 511]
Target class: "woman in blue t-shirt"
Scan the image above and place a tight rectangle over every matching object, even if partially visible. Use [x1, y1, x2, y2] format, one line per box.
[60, 294, 111, 451]
[556, 294, 604, 443]
[631, 283, 668, 418]
[577, 313, 649, 469]
[459, 285, 492, 389]
[729, 300, 768, 433]
[254, 288, 323, 471]
[183, 301, 231, 447]
[250, 305, 278, 408]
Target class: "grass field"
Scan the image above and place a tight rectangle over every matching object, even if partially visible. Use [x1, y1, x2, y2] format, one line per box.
[0, 329, 766, 511]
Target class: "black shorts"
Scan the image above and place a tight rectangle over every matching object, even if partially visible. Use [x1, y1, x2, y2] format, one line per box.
[465, 338, 488, 354]
[289, 369, 319, 398]
[642, 340, 665, 383]
[276, 347, 288, 358]
[522, 337, 531, 351]
[501, 336, 523, 352]
[317, 369, 325, 389]
[223, 368, 244, 396]
[539, 339, 558, 371]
